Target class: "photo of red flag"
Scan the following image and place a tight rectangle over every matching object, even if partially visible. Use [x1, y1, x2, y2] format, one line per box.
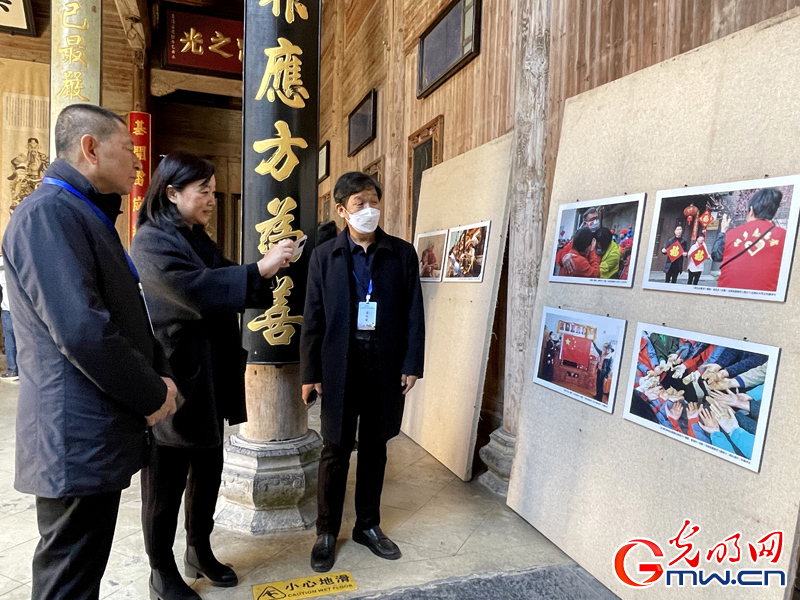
[666, 240, 684, 262]
[691, 244, 708, 266]
[560, 334, 592, 367]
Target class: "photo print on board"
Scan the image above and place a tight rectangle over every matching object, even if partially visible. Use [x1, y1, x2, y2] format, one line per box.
[533, 307, 627, 414]
[642, 175, 800, 301]
[443, 221, 491, 282]
[414, 229, 448, 282]
[624, 323, 780, 472]
[550, 194, 646, 288]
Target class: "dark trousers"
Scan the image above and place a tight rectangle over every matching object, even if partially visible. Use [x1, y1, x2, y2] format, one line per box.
[665, 263, 682, 283]
[687, 270, 701, 285]
[317, 338, 389, 536]
[32, 491, 121, 600]
[141, 443, 223, 569]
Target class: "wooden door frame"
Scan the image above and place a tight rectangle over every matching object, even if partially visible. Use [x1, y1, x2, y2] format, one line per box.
[407, 115, 444, 238]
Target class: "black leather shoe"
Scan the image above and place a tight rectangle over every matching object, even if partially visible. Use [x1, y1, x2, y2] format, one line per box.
[311, 533, 337, 572]
[149, 566, 201, 600]
[184, 543, 238, 587]
[352, 526, 402, 560]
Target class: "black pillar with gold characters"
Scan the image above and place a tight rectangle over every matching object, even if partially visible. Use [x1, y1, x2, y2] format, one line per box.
[216, 0, 322, 536]
[241, 0, 320, 365]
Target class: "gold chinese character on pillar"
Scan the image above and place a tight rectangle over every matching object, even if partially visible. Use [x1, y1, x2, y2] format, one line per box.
[132, 196, 144, 211]
[133, 146, 147, 162]
[259, 0, 308, 23]
[132, 120, 147, 136]
[256, 38, 309, 109]
[255, 197, 305, 254]
[246, 276, 304, 345]
[134, 171, 145, 187]
[180, 28, 204, 55]
[57, 71, 90, 101]
[58, 34, 88, 67]
[253, 120, 308, 181]
[62, 1, 88, 30]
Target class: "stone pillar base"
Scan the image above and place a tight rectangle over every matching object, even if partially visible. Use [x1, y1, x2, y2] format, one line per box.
[477, 427, 516, 497]
[216, 429, 323, 535]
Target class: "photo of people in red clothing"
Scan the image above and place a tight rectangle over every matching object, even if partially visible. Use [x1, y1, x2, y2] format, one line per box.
[550, 194, 646, 288]
[625, 323, 779, 472]
[414, 229, 447, 282]
[533, 307, 627, 414]
[643, 175, 800, 301]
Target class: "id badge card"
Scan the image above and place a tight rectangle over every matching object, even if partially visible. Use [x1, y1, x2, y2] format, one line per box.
[357, 301, 377, 331]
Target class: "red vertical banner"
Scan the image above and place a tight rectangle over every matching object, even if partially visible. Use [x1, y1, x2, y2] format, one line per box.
[128, 112, 152, 241]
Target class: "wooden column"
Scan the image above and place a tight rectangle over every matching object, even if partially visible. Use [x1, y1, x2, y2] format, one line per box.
[478, 0, 551, 497]
[239, 365, 306, 442]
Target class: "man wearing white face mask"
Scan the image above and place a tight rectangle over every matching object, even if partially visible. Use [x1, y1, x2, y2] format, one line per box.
[300, 172, 425, 573]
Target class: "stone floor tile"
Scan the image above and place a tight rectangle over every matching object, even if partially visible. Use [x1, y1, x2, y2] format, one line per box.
[0, 575, 23, 597]
[99, 551, 151, 598]
[0, 489, 35, 519]
[387, 505, 487, 554]
[114, 502, 147, 542]
[456, 505, 552, 555]
[0, 584, 30, 599]
[0, 514, 39, 552]
[379, 480, 441, 513]
[0, 539, 36, 584]
[390, 459, 456, 489]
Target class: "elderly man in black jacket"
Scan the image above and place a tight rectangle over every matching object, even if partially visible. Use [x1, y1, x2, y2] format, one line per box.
[301, 172, 425, 573]
[1, 104, 177, 600]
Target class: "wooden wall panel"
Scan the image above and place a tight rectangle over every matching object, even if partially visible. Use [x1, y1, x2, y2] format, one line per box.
[546, 0, 800, 206]
[319, 0, 516, 239]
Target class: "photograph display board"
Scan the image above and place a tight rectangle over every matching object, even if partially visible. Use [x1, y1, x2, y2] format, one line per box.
[507, 11, 800, 600]
[550, 195, 646, 287]
[533, 307, 626, 413]
[401, 133, 512, 481]
[414, 229, 448, 282]
[624, 323, 779, 472]
[642, 175, 800, 301]
[443, 221, 491, 282]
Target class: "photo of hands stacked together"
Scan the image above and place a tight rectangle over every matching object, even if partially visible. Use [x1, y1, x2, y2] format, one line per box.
[628, 328, 774, 468]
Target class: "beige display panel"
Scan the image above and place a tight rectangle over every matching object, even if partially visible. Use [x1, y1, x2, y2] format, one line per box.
[508, 10, 800, 600]
[401, 133, 512, 481]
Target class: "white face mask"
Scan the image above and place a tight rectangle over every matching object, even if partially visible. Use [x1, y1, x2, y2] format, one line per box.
[344, 207, 381, 234]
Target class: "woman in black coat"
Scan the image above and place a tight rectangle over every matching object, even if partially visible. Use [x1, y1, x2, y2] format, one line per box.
[130, 153, 294, 600]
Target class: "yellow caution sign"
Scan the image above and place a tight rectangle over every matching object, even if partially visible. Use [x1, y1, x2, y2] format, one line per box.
[252, 571, 357, 599]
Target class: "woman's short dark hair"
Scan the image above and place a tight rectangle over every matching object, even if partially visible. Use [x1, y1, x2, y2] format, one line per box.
[573, 227, 595, 253]
[749, 188, 783, 221]
[333, 172, 382, 206]
[138, 152, 215, 229]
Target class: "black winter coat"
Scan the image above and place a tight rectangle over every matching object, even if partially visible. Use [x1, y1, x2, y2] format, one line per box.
[3, 160, 169, 498]
[300, 229, 425, 445]
[131, 221, 274, 447]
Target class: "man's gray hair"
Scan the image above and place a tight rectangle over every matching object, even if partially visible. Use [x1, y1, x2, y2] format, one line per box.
[54, 104, 126, 159]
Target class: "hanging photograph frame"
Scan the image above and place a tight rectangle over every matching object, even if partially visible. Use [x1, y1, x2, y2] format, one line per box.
[0, 0, 36, 36]
[417, 0, 481, 99]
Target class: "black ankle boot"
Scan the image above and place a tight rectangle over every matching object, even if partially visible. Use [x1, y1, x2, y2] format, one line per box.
[149, 565, 201, 600]
[185, 541, 238, 587]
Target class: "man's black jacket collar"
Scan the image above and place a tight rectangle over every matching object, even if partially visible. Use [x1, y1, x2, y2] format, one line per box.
[44, 159, 123, 224]
[333, 227, 393, 255]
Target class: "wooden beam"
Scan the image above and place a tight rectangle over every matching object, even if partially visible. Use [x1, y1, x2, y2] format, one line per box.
[113, 0, 150, 50]
[150, 68, 243, 98]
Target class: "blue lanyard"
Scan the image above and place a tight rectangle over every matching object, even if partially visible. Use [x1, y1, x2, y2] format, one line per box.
[351, 270, 373, 302]
[42, 177, 140, 283]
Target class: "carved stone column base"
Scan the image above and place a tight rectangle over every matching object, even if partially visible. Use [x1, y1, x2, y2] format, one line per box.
[216, 429, 323, 535]
[477, 427, 517, 497]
